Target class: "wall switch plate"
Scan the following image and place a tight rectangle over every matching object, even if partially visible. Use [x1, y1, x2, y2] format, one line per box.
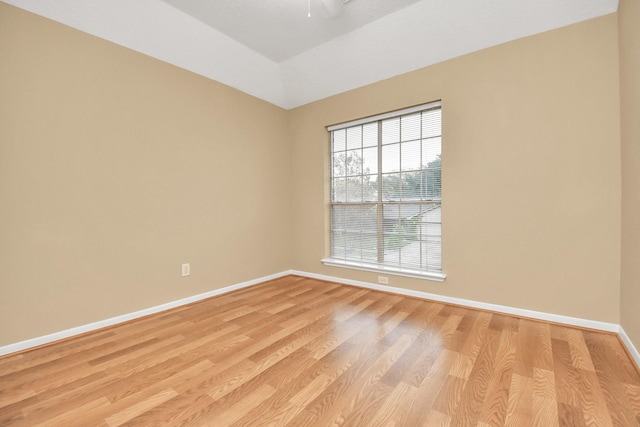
[181, 263, 190, 277]
[378, 276, 389, 284]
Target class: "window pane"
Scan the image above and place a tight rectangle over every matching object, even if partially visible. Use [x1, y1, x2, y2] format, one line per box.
[425, 166, 441, 199]
[341, 204, 363, 261]
[361, 205, 378, 233]
[383, 232, 402, 256]
[424, 203, 442, 233]
[343, 204, 362, 232]
[422, 137, 441, 167]
[363, 174, 378, 202]
[382, 173, 401, 200]
[360, 232, 378, 262]
[346, 176, 362, 202]
[401, 113, 421, 141]
[344, 232, 363, 262]
[362, 146, 378, 175]
[401, 171, 423, 200]
[344, 149, 362, 176]
[422, 204, 442, 270]
[382, 204, 400, 264]
[332, 177, 346, 202]
[331, 230, 346, 258]
[361, 204, 378, 262]
[381, 144, 400, 173]
[401, 139, 421, 171]
[333, 129, 346, 152]
[382, 117, 400, 145]
[382, 203, 399, 229]
[346, 126, 362, 150]
[362, 123, 378, 148]
[331, 205, 346, 231]
[423, 237, 442, 270]
[333, 152, 346, 177]
[422, 109, 441, 139]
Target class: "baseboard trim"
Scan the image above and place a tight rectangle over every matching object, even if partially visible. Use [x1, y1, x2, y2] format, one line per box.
[619, 326, 640, 370]
[0, 271, 289, 357]
[288, 270, 621, 333]
[3, 269, 637, 369]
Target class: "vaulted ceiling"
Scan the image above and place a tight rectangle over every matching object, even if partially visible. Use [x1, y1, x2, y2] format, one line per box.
[2, 0, 619, 109]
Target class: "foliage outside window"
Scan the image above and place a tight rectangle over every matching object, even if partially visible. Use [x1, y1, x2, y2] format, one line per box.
[323, 101, 444, 281]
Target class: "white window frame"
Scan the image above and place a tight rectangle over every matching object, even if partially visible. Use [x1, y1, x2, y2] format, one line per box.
[322, 101, 445, 282]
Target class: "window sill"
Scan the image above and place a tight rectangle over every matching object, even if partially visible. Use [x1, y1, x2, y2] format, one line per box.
[321, 258, 446, 282]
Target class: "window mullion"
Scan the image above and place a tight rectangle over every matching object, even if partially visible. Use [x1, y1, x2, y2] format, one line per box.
[419, 112, 425, 268]
[376, 120, 384, 265]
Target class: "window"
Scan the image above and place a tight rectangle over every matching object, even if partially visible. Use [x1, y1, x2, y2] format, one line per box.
[323, 101, 444, 281]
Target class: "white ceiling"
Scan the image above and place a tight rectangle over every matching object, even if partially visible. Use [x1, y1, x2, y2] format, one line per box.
[162, 0, 423, 62]
[2, 0, 619, 109]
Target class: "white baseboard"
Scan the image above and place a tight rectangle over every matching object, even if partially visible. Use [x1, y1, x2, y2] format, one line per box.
[0, 271, 289, 357]
[619, 326, 640, 369]
[3, 269, 638, 371]
[290, 270, 640, 370]
[288, 270, 621, 333]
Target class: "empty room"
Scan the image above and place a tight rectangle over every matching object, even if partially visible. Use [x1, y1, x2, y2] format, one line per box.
[1, 0, 639, 425]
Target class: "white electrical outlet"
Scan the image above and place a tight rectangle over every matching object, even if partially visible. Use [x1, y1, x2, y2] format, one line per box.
[378, 276, 389, 284]
[181, 263, 190, 277]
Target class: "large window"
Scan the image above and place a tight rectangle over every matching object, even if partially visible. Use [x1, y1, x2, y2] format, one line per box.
[323, 101, 444, 281]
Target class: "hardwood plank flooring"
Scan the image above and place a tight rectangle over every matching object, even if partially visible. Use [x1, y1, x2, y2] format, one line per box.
[1, 275, 639, 426]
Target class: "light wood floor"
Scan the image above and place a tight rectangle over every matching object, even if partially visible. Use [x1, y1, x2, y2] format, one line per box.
[1, 276, 639, 426]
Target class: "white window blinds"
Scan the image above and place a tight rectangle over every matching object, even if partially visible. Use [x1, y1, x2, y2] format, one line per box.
[324, 101, 444, 281]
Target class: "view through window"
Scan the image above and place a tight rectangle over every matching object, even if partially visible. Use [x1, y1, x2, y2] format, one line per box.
[324, 101, 443, 280]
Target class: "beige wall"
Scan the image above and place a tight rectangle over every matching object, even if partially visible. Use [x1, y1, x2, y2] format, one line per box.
[290, 15, 622, 323]
[619, 0, 640, 350]
[0, 3, 291, 346]
[0, 3, 628, 349]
